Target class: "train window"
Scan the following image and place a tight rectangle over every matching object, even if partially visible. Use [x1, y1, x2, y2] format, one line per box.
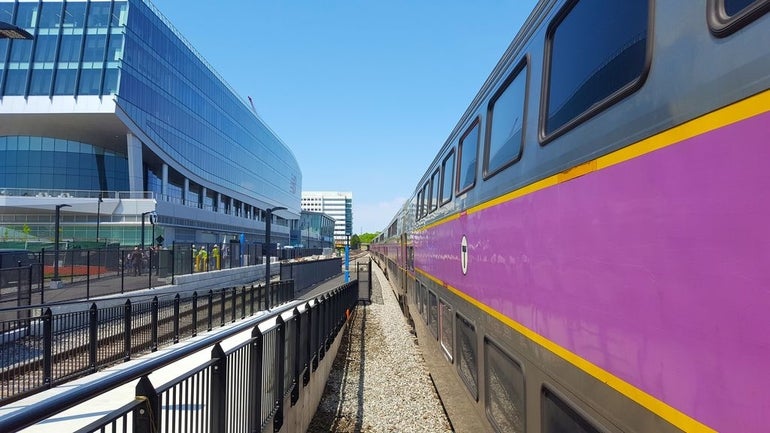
[416, 190, 423, 220]
[440, 150, 455, 205]
[485, 339, 525, 433]
[542, 387, 603, 433]
[428, 291, 438, 338]
[484, 59, 528, 178]
[542, 0, 650, 141]
[456, 313, 478, 400]
[709, 0, 770, 36]
[421, 182, 430, 219]
[439, 299, 453, 361]
[430, 168, 440, 213]
[456, 118, 480, 195]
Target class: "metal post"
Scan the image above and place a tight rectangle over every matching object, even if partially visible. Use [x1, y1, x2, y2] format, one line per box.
[344, 235, 350, 282]
[96, 193, 103, 244]
[264, 206, 286, 289]
[53, 204, 70, 286]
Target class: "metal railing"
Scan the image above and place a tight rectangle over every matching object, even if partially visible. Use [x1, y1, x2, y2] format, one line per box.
[0, 281, 358, 433]
[0, 244, 335, 309]
[0, 280, 294, 406]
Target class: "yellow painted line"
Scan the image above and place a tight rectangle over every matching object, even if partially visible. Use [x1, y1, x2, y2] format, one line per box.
[419, 89, 770, 232]
[416, 268, 717, 433]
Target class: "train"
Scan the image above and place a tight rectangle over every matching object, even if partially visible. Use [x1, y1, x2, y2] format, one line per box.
[370, 1, 770, 432]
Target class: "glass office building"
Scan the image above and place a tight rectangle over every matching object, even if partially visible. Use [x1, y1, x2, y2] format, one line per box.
[0, 0, 301, 247]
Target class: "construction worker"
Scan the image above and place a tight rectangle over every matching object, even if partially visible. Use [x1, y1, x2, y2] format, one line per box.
[197, 246, 208, 271]
[212, 244, 220, 270]
[192, 245, 198, 271]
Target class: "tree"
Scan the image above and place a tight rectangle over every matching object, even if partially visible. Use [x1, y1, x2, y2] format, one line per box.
[350, 234, 360, 249]
[358, 232, 379, 244]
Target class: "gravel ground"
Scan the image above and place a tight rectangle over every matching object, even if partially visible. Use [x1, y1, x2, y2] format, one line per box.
[308, 263, 453, 433]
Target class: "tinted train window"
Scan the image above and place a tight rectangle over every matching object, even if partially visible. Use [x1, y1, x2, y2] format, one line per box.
[456, 313, 478, 400]
[428, 291, 438, 337]
[439, 299, 453, 361]
[430, 169, 440, 213]
[542, 387, 602, 433]
[709, 0, 770, 36]
[543, 0, 649, 139]
[457, 119, 480, 195]
[485, 61, 527, 177]
[726, 0, 762, 15]
[440, 150, 455, 205]
[485, 339, 525, 433]
[416, 190, 423, 220]
[420, 182, 429, 219]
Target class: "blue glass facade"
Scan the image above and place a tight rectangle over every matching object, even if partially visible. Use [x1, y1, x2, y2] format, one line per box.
[118, 0, 300, 208]
[0, 1, 125, 97]
[0, 136, 129, 191]
[0, 0, 301, 245]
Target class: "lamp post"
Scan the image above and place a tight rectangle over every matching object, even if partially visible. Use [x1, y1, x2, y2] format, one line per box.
[96, 194, 103, 244]
[0, 21, 33, 39]
[52, 204, 71, 287]
[264, 206, 286, 292]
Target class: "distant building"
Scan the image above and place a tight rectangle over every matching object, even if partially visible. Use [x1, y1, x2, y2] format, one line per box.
[292, 211, 335, 249]
[0, 0, 300, 248]
[301, 191, 352, 246]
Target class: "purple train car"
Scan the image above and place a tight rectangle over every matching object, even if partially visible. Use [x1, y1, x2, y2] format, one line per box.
[371, 1, 770, 432]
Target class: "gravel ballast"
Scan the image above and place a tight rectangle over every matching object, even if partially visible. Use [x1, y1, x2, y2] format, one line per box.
[308, 262, 453, 432]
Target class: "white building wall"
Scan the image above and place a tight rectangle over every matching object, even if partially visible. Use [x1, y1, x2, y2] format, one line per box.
[301, 191, 352, 245]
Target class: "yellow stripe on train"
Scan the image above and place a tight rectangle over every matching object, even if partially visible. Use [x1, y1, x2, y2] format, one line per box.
[416, 268, 718, 433]
[419, 88, 770, 232]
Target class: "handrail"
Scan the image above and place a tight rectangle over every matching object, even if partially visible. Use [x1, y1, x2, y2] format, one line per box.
[0, 281, 355, 432]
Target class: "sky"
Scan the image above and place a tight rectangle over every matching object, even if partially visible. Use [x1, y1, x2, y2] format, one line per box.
[152, 0, 540, 234]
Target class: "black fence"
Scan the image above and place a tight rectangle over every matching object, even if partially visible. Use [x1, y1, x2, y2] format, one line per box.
[0, 244, 330, 309]
[0, 280, 294, 406]
[279, 257, 343, 293]
[0, 281, 358, 433]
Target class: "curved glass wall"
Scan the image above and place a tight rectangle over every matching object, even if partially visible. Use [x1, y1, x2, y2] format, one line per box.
[0, 136, 129, 191]
[118, 0, 301, 210]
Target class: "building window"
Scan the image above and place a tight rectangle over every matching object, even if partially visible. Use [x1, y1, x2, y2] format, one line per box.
[58, 35, 83, 63]
[9, 39, 33, 63]
[83, 34, 107, 63]
[34, 35, 58, 63]
[29, 69, 53, 96]
[78, 68, 102, 95]
[457, 119, 480, 195]
[485, 339, 525, 433]
[3, 70, 27, 95]
[38, 2, 63, 28]
[14, 2, 38, 29]
[543, 0, 649, 140]
[54, 68, 77, 95]
[485, 61, 527, 177]
[440, 150, 455, 205]
[63, 2, 87, 28]
[87, 2, 112, 28]
[542, 387, 602, 433]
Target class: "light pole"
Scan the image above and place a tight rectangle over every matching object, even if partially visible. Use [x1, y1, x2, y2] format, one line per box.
[0, 21, 33, 39]
[96, 194, 103, 244]
[53, 204, 71, 287]
[264, 206, 286, 291]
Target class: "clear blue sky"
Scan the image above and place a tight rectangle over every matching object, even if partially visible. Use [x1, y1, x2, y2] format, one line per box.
[153, 0, 539, 234]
